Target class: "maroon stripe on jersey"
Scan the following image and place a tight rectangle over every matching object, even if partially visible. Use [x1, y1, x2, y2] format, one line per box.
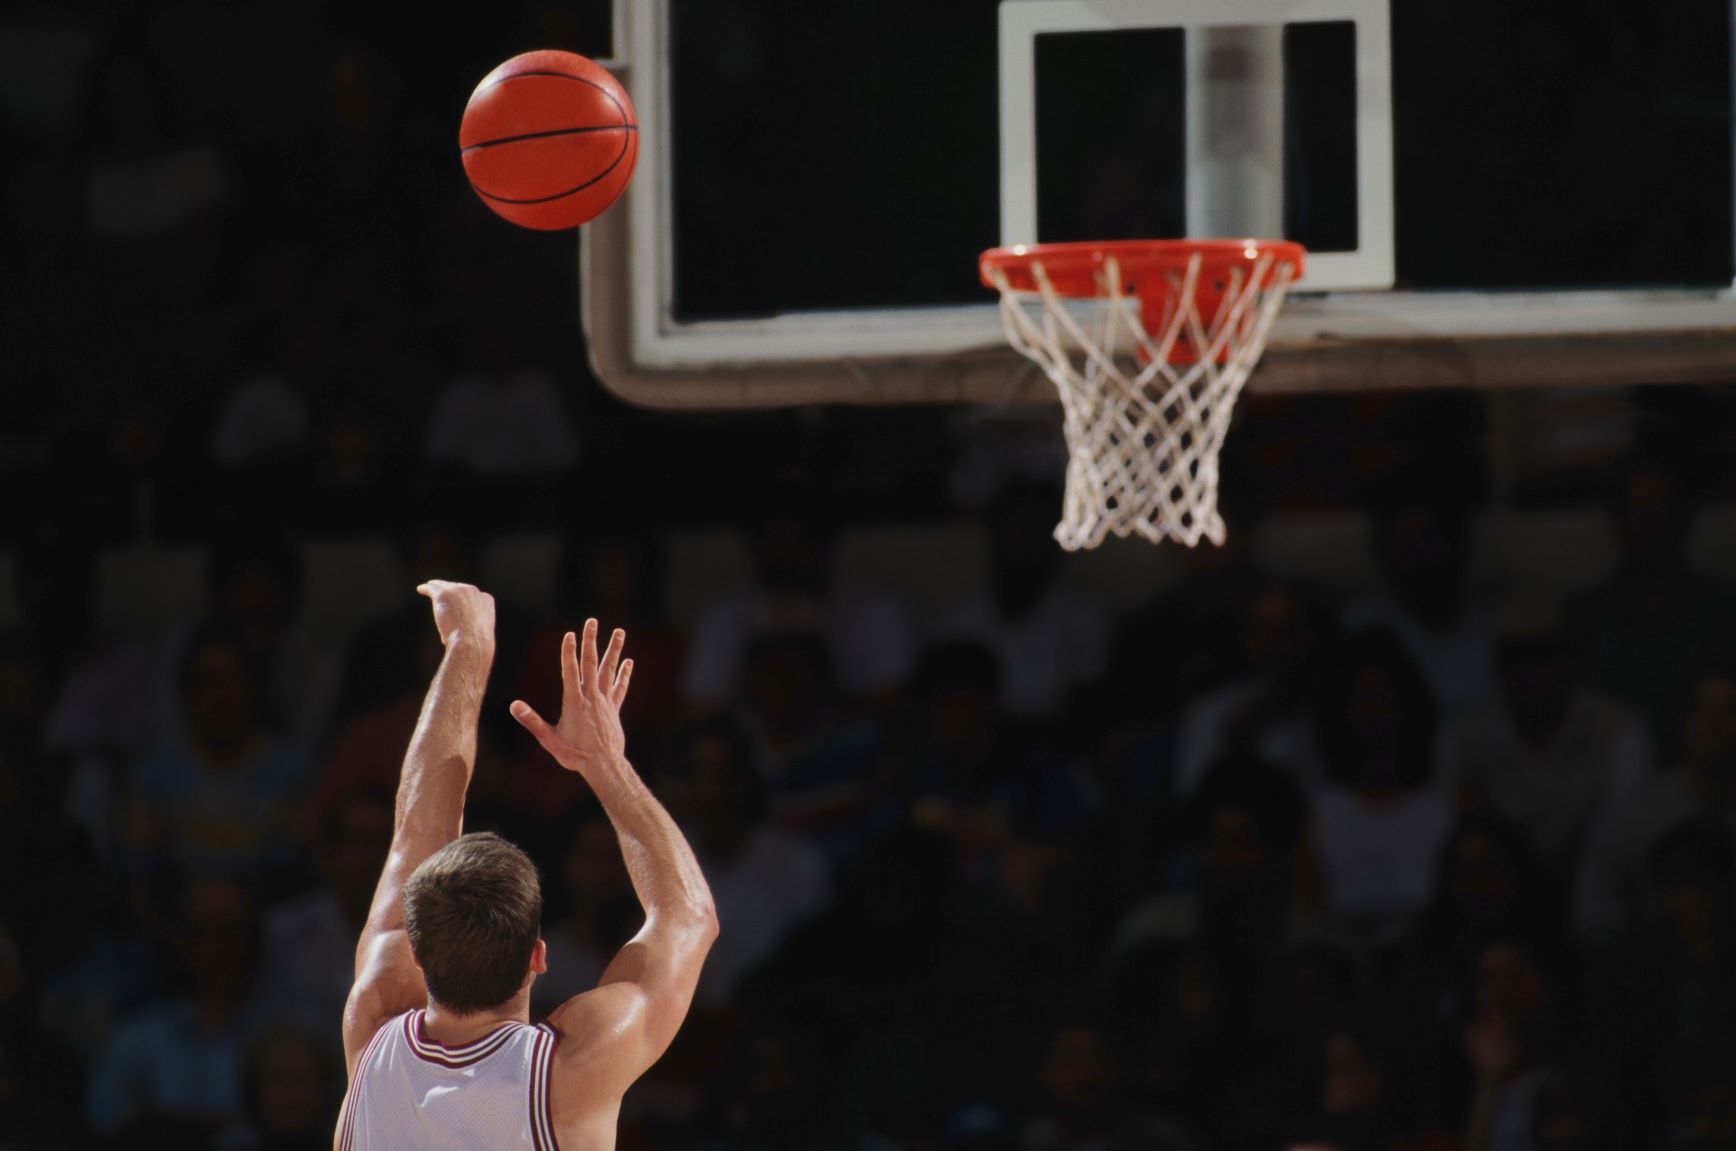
[405, 1010, 521, 1068]
[529, 1028, 559, 1151]
[338, 1014, 398, 1151]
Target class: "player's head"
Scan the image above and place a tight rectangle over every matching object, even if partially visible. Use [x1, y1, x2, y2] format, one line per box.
[403, 832, 545, 1015]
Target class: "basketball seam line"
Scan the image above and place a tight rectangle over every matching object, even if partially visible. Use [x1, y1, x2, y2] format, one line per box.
[470, 70, 628, 129]
[469, 132, 635, 204]
[462, 124, 637, 153]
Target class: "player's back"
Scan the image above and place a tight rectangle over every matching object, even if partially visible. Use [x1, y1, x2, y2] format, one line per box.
[338, 1010, 559, 1151]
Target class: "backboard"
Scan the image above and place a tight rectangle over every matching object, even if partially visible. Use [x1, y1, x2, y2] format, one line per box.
[580, 0, 1736, 408]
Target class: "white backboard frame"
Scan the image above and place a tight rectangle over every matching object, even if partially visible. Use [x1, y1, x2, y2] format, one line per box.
[998, 0, 1395, 291]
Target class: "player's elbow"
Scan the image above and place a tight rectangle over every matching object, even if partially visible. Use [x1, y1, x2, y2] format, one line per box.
[682, 896, 720, 945]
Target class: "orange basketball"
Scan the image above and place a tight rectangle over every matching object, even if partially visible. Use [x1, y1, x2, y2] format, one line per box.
[460, 50, 638, 231]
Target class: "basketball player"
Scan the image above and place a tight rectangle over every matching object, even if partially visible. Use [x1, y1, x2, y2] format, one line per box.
[335, 581, 718, 1149]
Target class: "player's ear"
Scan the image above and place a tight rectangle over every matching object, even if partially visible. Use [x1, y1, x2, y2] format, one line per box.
[530, 937, 548, 976]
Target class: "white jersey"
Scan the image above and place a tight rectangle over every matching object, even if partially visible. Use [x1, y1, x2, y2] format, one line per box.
[338, 1010, 559, 1151]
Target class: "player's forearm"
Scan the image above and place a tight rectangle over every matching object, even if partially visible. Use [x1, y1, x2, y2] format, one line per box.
[394, 637, 492, 843]
[589, 755, 716, 926]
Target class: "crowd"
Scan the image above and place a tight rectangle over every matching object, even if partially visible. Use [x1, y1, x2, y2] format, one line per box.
[6, 466, 1736, 1151]
[9, 4, 1736, 1151]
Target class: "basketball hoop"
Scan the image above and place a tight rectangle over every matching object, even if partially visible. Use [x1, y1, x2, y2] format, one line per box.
[980, 239, 1304, 550]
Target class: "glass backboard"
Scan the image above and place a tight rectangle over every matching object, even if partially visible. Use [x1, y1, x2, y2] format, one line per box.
[581, 0, 1736, 407]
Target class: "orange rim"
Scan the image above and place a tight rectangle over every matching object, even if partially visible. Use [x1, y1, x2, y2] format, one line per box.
[979, 239, 1304, 297]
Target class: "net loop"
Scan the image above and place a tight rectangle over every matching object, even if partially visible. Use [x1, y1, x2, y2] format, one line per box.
[984, 243, 1299, 550]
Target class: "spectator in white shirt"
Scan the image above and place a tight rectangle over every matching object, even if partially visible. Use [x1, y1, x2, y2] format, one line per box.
[1309, 629, 1455, 940]
[210, 315, 325, 471]
[1452, 601, 1653, 873]
[423, 317, 579, 480]
[1175, 580, 1340, 799]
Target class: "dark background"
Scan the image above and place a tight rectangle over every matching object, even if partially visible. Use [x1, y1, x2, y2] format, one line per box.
[9, 3, 1736, 1150]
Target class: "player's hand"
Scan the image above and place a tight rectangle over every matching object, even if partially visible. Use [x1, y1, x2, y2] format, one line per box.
[417, 581, 497, 653]
[510, 618, 632, 777]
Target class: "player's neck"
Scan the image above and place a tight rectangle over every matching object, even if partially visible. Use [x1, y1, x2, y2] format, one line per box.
[421, 997, 530, 1045]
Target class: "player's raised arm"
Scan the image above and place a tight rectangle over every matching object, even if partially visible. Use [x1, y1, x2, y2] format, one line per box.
[511, 620, 718, 1105]
[341, 580, 496, 1075]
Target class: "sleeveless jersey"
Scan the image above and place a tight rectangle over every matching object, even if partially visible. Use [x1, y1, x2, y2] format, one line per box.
[338, 1010, 559, 1151]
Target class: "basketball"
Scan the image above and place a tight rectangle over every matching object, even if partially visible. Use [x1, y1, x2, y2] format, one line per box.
[460, 50, 638, 231]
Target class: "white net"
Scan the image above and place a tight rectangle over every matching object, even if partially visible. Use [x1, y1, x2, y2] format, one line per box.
[986, 249, 1298, 550]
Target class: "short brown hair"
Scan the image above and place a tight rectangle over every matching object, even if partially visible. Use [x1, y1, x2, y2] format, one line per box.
[403, 833, 542, 1013]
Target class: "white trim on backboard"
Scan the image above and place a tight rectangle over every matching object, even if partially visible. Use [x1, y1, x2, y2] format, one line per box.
[1275, 288, 1736, 347]
[999, 0, 1394, 291]
[591, 0, 629, 67]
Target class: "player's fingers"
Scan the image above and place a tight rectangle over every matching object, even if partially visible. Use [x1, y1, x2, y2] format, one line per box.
[416, 582, 433, 598]
[561, 631, 580, 699]
[510, 700, 554, 745]
[598, 627, 625, 694]
[580, 618, 601, 690]
[612, 659, 634, 708]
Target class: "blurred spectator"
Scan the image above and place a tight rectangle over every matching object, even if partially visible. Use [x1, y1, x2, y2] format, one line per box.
[123, 623, 313, 884]
[308, 618, 443, 826]
[75, 50, 227, 262]
[1451, 599, 1652, 871]
[1348, 494, 1497, 719]
[1595, 819, 1736, 1116]
[691, 1017, 852, 1151]
[1526, 1064, 1624, 1151]
[0, 918, 85, 1143]
[530, 802, 638, 1020]
[1573, 464, 1736, 744]
[1101, 940, 1242, 1141]
[1460, 937, 1574, 1151]
[1670, 1057, 1736, 1151]
[47, 633, 175, 775]
[45, 533, 334, 845]
[0, 636, 52, 890]
[1107, 504, 1265, 724]
[683, 502, 917, 707]
[1579, 655, 1736, 941]
[259, 791, 391, 1029]
[1381, 812, 1565, 1061]
[328, 515, 524, 731]
[85, 879, 272, 1143]
[1174, 580, 1339, 798]
[666, 718, 833, 1007]
[212, 1024, 339, 1151]
[735, 632, 890, 864]
[749, 828, 963, 1142]
[1019, 1016, 1196, 1151]
[1310, 629, 1454, 937]
[30, 828, 160, 1066]
[512, 532, 686, 751]
[936, 486, 1107, 723]
[210, 314, 322, 471]
[905, 641, 1099, 901]
[0, 1027, 79, 1149]
[202, 534, 340, 746]
[422, 316, 579, 480]
[1101, 756, 1330, 993]
[1293, 1022, 1456, 1151]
